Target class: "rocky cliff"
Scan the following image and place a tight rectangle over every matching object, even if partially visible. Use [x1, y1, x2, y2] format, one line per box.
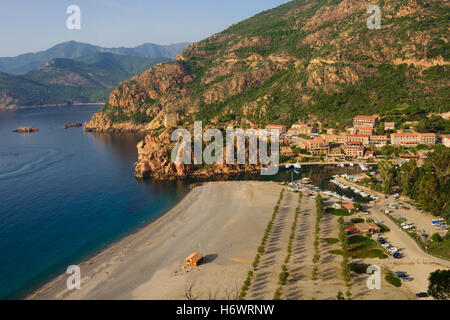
[86, 0, 449, 131]
[134, 129, 262, 180]
[84, 0, 448, 180]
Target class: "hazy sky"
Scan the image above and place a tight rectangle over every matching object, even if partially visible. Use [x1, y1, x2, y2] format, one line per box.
[0, 0, 289, 57]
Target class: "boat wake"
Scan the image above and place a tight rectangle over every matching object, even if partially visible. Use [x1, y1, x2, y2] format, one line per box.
[0, 146, 64, 181]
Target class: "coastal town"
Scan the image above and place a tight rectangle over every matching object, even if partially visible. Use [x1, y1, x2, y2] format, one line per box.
[257, 114, 449, 165]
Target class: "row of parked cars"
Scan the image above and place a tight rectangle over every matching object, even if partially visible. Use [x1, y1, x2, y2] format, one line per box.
[375, 236, 401, 258]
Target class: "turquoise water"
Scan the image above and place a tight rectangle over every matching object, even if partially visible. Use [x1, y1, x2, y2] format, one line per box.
[0, 105, 189, 299]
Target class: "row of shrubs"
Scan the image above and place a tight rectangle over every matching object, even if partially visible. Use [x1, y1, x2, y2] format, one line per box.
[273, 192, 302, 300]
[239, 188, 285, 300]
[338, 217, 352, 299]
[312, 195, 323, 280]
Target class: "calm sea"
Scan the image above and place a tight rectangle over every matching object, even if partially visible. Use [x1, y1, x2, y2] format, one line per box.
[0, 105, 189, 299]
[0, 105, 366, 299]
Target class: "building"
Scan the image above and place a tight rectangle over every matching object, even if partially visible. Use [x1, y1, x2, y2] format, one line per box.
[418, 133, 436, 146]
[164, 114, 178, 128]
[391, 132, 436, 146]
[185, 252, 204, 266]
[296, 124, 313, 136]
[384, 122, 395, 131]
[303, 137, 330, 156]
[353, 115, 379, 129]
[329, 147, 344, 157]
[280, 146, 294, 157]
[358, 127, 375, 136]
[266, 124, 287, 135]
[369, 135, 388, 147]
[341, 203, 356, 213]
[354, 222, 381, 234]
[346, 134, 370, 146]
[322, 134, 347, 145]
[344, 146, 365, 158]
[442, 135, 450, 148]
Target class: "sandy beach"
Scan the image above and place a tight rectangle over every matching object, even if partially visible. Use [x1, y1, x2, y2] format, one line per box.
[28, 181, 283, 300]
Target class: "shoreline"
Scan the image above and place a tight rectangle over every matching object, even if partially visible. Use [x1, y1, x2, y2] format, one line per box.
[0, 102, 104, 111]
[25, 183, 197, 300]
[27, 180, 283, 300]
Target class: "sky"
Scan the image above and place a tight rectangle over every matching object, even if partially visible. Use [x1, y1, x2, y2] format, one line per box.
[0, 0, 289, 57]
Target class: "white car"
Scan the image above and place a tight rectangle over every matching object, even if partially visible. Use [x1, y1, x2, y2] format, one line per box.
[388, 246, 399, 252]
[363, 212, 371, 215]
[371, 233, 379, 238]
[402, 225, 413, 230]
[382, 243, 390, 248]
[375, 220, 384, 224]
[384, 210, 391, 214]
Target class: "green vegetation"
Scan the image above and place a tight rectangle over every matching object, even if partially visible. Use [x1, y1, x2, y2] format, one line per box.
[377, 224, 390, 233]
[326, 207, 355, 216]
[321, 238, 339, 244]
[240, 189, 284, 300]
[312, 195, 323, 281]
[350, 218, 364, 224]
[0, 53, 169, 108]
[97, 0, 449, 128]
[349, 263, 370, 275]
[273, 192, 301, 300]
[385, 273, 402, 287]
[346, 235, 388, 259]
[338, 217, 351, 299]
[379, 147, 450, 223]
[432, 233, 443, 242]
[427, 269, 450, 300]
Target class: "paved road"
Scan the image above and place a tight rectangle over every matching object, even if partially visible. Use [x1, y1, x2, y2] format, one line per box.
[364, 196, 450, 296]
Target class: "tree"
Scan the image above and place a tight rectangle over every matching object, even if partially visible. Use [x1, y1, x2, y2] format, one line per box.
[427, 269, 450, 300]
[431, 233, 443, 242]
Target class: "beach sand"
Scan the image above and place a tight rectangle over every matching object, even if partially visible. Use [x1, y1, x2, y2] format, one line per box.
[28, 181, 283, 300]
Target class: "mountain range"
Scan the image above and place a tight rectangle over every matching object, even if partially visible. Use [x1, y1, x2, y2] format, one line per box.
[0, 41, 189, 75]
[0, 42, 189, 109]
[86, 0, 449, 130]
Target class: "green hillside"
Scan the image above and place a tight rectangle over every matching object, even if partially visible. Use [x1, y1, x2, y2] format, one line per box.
[0, 53, 170, 108]
[95, 0, 449, 128]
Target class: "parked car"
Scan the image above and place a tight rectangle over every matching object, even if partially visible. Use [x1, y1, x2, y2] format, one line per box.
[401, 206, 410, 210]
[371, 233, 379, 238]
[394, 271, 407, 277]
[416, 292, 429, 298]
[382, 243, 390, 248]
[393, 252, 401, 259]
[388, 246, 399, 252]
[375, 220, 384, 224]
[400, 277, 413, 282]
[363, 212, 371, 215]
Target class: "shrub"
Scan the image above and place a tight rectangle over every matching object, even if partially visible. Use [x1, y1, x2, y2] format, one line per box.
[385, 273, 402, 287]
[432, 233, 443, 242]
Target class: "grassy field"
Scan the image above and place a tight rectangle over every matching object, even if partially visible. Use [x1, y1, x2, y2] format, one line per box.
[326, 208, 355, 216]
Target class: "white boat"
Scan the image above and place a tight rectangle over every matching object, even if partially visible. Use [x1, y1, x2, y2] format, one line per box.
[359, 164, 369, 171]
[285, 164, 293, 170]
[294, 163, 301, 171]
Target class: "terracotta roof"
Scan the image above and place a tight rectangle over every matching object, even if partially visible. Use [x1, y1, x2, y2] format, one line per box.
[354, 116, 378, 120]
